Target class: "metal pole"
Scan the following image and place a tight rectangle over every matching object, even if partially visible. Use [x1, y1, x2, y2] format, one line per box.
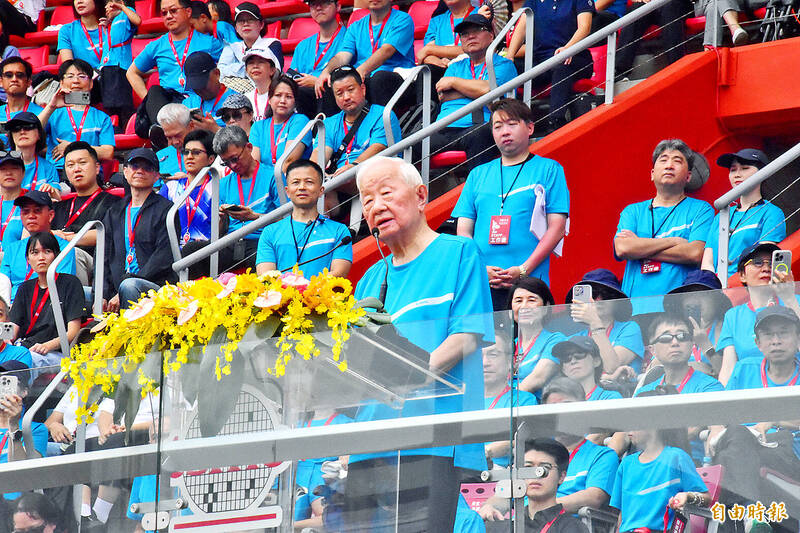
[605, 32, 617, 105]
[274, 115, 326, 206]
[717, 206, 730, 287]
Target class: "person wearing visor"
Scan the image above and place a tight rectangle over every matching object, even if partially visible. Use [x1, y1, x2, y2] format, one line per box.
[243, 47, 280, 121]
[702, 148, 786, 280]
[218, 1, 284, 79]
[215, 93, 255, 135]
[3, 112, 60, 200]
[182, 51, 239, 131]
[716, 241, 799, 385]
[101, 148, 177, 312]
[554, 336, 623, 401]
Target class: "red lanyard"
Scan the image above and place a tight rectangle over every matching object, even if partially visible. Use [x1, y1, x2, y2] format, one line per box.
[80, 21, 104, 62]
[253, 90, 266, 119]
[540, 509, 566, 533]
[514, 333, 540, 365]
[0, 433, 8, 457]
[184, 174, 210, 231]
[0, 197, 17, 241]
[569, 439, 586, 462]
[29, 158, 39, 190]
[585, 385, 597, 400]
[488, 385, 511, 410]
[126, 202, 142, 252]
[661, 368, 694, 393]
[304, 413, 339, 427]
[237, 162, 259, 206]
[269, 118, 291, 164]
[169, 30, 194, 78]
[368, 11, 392, 52]
[177, 150, 185, 173]
[65, 189, 101, 228]
[588, 324, 613, 339]
[761, 358, 800, 387]
[505, 26, 515, 48]
[208, 86, 226, 114]
[67, 106, 90, 141]
[342, 117, 356, 162]
[449, 13, 460, 45]
[25, 276, 58, 335]
[470, 60, 487, 80]
[314, 25, 342, 69]
[5, 100, 29, 121]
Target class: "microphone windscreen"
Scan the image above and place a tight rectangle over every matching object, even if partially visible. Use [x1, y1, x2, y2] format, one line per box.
[371, 227, 380, 238]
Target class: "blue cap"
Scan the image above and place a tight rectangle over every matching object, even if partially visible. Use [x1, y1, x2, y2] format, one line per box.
[737, 242, 780, 272]
[754, 306, 800, 332]
[717, 149, 769, 170]
[0, 359, 31, 386]
[125, 148, 159, 170]
[14, 189, 53, 209]
[566, 268, 627, 303]
[454, 14, 493, 34]
[668, 269, 723, 294]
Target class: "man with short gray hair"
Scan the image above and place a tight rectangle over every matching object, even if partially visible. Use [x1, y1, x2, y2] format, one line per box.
[347, 156, 493, 532]
[155, 103, 196, 177]
[614, 139, 714, 314]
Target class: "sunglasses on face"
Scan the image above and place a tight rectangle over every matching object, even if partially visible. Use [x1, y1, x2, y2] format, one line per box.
[160, 7, 185, 16]
[744, 258, 772, 269]
[126, 161, 156, 173]
[0, 150, 23, 159]
[181, 148, 208, 157]
[7, 124, 37, 134]
[2, 71, 28, 80]
[560, 351, 590, 364]
[653, 331, 691, 344]
[221, 110, 246, 122]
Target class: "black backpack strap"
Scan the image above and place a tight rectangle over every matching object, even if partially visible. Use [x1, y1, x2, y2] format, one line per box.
[326, 104, 371, 174]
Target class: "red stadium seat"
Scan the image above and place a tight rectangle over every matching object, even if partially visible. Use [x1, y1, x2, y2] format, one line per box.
[131, 36, 157, 58]
[15, 6, 75, 46]
[408, 1, 438, 40]
[115, 114, 149, 149]
[282, 17, 320, 52]
[107, 187, 125, 197]
[135, 0, 156, 18]
[101, 159, 119, 185]
[18, 46, 49, 72]
[259, 0, 308, 19]
[642, 24, 661, 40]
[265, 21, 281, 39]
[414, 39, 424, 58]
[685, 15, 706, 35]
[431, 151, 467, 169]
[572, 45, 607, 93]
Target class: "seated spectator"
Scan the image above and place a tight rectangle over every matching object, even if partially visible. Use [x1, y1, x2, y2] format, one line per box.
[701, 149, 785, 279]
[251, 76, 311, 184]
[216, 93, 255, 135]
[183, 126, 279, 278]
[0, 297, 31, 367]
[256, 159, 351, 278]
[182, 51, 239, 131]
[315, 0, 415, 108]
[566, 269, 645, 374]
[507, 277, 564, 398]
[102, 149, 178, 312]
[243, 47, 280, 121]
[554, 337, 623, 400]
[416, 0, 484, 74]
[610, 401, 709, 532]
[0, 191, 77, 303]
[160, 129, 220, 246]
[56, 0, 110, 69]
[716, 242, 800, 384]
[52, 142, 121, 256]
[0, 149, 25, 252]
[614, 139, 714, 314]
[426, 14, 516, 170]
[189, 0, 239, 45]
[289, 0, 348, 117]
[8, 232, 83, 365]
[37, 59, 116, 172]
[155, 103, 197, 177]
[482, 328, 538, 468]
[4, 112, 61, 200]
[208, 0, 236, 35]
[127, 0, 223, 107]
[662, 269, 731, 375]
[0, 361, 46, 466]
[11, 492, 66, 533]
[453, 98, 569, 309]
[0, 58, 43, 148]
[710, 307, 800, 531]
[699, 0, 757, 48]
[217, 2, 284, 79]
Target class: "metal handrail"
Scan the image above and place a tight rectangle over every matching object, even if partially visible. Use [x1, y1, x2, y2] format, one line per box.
[22, 370, 67, 459]
[486, 7, 534, 102]
[713, 141, 800, 284]
[274, 115, 327, 209]
[383, 65, 431, 187]
[165, 166, 220, 282]
[172, 0, 674, 273]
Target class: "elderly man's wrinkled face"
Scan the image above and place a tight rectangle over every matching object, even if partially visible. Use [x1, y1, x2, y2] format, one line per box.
[359, 162, 425, 242]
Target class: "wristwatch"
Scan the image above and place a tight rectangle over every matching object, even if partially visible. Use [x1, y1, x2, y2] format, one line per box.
[518, 264, 528, 278]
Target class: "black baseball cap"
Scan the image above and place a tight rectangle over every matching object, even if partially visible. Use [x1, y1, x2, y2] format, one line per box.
[754, 306, 800, 333]
[0, 150, 24, 169]
[3, 111, 40, 131]
[454, 14, 493, 34]
[14, 190, 53, 209]
[126, 148, 159, 171]
[183, 51, 217, 93]
[552, 336, 599, 361]
[717, 149, 769, 170]
[737, 242, 780, 272]
[234, 1, 262, 21]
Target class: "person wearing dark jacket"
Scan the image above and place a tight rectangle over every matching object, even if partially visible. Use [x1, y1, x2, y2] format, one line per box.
[102, 148, 178, 311]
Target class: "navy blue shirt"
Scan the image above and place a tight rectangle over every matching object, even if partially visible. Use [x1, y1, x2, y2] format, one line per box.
[525, 0, 595, 60]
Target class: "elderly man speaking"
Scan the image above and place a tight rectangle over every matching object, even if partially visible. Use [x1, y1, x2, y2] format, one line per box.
[344, 156, 493, 532]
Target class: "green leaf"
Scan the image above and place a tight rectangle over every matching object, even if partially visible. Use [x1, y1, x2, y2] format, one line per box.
[356, 297, 385, 311]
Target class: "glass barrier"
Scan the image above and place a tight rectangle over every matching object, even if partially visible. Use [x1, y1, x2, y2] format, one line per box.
[2, 279, 799, 532]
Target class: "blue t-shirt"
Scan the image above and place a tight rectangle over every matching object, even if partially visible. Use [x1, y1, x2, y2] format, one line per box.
[320, 105, 401, 168]
[156, 146, 185, 177]
[182, 86, 238, 127]
[423, 8, 480, 45]
[0, 200, 22, 251]
[291, 26, 349, 77]
[525, 0, 595, 60]
[452, 155, 570, 283]
[340, 10, 415, 71]
[23, 157, 60, 192]
[610, 446, 708, 532]
[45, 106, 115, 170]
[705, 200, 786, 279]
[574, 321, 645, 373]
[159, 176, 214, 242]
[587, 386, 623, 401]
[484, 387, 537, 468]
[0, 101, 44, 148]
[219, 163, 280, 240]
[353, 234, 493, 470]
[454, 494, 486, 533]
[1, 422, 48, 500]
[726, 356, 800, 391]
[0, 342, 33, 369]
[616, 197, 714, 314]
[215, 20, 240, 44]
[438, 54, 518, 129]
[124, 205, 142, 274]
[250, 113, 313, 187]
[559, 439, 619, 498]
[58, 21, 105, 69]
[717, 296, 800, 361]
[102, 14, 137, 68]
[0, 235, 76, 302]
[637, 368, 724, 395]
[516, 328, 565, 393]
[256, 215, 352, 277]
[134, 30, 224, 95]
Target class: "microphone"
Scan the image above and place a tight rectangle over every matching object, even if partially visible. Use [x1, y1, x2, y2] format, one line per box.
[281, 236, 353, 272]
[372, 227, 389, 306]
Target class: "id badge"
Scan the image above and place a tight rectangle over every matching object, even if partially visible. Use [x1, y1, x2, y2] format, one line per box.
[125, 247, 137, 273]
[641, 259, 661, 274]
[489, 215, 511, 245]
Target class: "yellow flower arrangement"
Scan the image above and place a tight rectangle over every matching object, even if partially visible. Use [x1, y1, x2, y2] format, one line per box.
[64, 269, 365, 421]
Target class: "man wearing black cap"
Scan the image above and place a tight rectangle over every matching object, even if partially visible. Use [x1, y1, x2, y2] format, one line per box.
[0, 150, 26, 254]
[701, 148, 786, 280]
[102, 148, 178, 312]
[182, 51, 238, 132]
[0, 191, 77, 303]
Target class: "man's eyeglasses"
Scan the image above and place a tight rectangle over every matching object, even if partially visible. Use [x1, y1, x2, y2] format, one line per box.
[2, 71, 28, 80]
[744, 258, 772, 269]
[126, 160, 157, 173]
[221, 146, 246, 168]
[653, 331, 691, 344]
[160, 7, 184, 16]
[12, 525, 46, 533]
[62, 73, 91, 82]
[181, 148, 208, 157]
[6, 124, 37, 134]
[221, 110, 246, 122]
[559, 351, 590, 364]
